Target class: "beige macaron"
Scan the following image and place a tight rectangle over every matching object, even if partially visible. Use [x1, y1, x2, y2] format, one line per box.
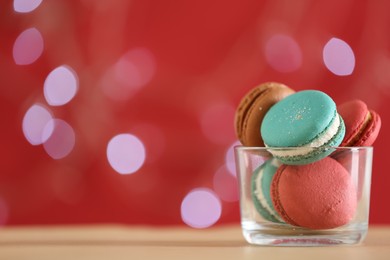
[234, 82, 295, 147]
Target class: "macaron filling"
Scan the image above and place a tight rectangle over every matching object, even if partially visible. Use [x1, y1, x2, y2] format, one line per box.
[253, 165, 284, 222]
[267, 113, 341, 157]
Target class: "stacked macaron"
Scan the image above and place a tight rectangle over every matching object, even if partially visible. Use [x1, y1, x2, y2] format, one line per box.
[235, 82, 295, 147]
[260, 90, 346, 165]
[235, 82, 381, 230]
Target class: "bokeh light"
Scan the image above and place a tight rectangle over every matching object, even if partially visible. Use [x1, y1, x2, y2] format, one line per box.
[43, 119, 75, 159]
[44, 65, 79, 106]
[114, 48, 156, 87]
[181, 188, 222, 228]
[225, 140, 240, 176]
[13, 27, 44, 65]
[200, 102, 236, 145]
[106, 133, 146, 175]
[22, 103, 54, 145]
[265, 34, 302, 73]
[0, 197, 9, 226]
[213, 165, 239, 202]
[14, 0, 43, 13]
[323, 37, 355, 76]
[101, 47, 156, 101]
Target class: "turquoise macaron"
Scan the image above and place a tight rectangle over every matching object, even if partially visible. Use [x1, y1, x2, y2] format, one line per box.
[260, 90, 345, 165]
[251, 158, 284, 223]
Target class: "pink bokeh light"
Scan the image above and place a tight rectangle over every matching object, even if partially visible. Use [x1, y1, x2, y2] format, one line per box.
[323, 38, 355, 76]
[22, 103, 54, 145]
[43, 119, 76, 159]
[13, 28, 44, 65]
[44, 65, 79, 106]
[181, 188, 222, 228]
[106, 134, 146, 175]
[13, 0, 43, 13]
[101, 48, 156, 101]
[265, 34, 302, 73]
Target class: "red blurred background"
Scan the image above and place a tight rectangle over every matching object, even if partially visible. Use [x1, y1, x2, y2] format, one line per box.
[0, 0, 389, 227]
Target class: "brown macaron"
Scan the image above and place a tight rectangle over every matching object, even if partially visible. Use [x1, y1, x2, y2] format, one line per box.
[234, 82, 295, 147]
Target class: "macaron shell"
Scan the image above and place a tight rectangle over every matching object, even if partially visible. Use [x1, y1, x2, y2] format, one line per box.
[354, 110, 381, 146]
[235, 82, 295, 147]
[271, 157, 357, 230]
[251, 159, 282, 223]
[274, 115, 345, 165]
[261, 90, 337, 147]
[338, 99, 367, 146]
[338, 99, 381, 146]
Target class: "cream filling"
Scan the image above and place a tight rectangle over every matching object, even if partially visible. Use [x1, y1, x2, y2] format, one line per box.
[254, 168, 283, 222]
[267, 114, 341, 157]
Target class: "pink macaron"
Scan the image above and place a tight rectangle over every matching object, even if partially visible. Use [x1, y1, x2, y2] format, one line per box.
[271, 157, 357, 230]
[338, 99, 381, 147]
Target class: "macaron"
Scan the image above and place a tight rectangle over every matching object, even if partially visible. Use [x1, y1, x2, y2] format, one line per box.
[235, 82, 295, 147]
[261, 90, 345, 165]
[271, 157, 357, 230]
[251, 158, 284, 223]
[337, 99, 381, 147]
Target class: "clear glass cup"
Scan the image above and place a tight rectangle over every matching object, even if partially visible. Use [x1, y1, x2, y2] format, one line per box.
[234, 146, 373, 246]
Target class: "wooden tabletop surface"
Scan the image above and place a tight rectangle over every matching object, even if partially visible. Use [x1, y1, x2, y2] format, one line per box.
[0, 225, 389, 260]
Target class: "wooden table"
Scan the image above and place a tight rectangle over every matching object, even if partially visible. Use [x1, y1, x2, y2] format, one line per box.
[0, 225, 389, 259]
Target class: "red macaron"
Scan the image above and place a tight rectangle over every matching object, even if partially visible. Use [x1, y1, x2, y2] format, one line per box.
[338, 99, 381, 147]
[271, 157, 357, 230]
